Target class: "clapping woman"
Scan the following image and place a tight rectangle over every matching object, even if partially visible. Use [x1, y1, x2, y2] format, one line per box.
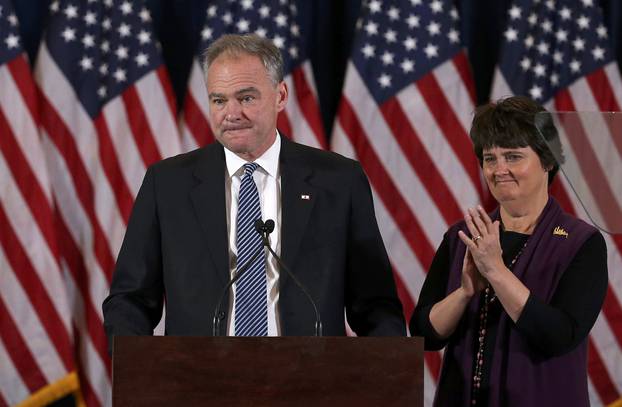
[410, 96, 608, 406]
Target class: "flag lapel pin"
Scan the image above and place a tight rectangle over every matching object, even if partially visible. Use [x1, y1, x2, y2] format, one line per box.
[553, 226, 569, 238]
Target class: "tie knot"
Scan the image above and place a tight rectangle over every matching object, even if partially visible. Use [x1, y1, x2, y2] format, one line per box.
[243, 162, 259, 177]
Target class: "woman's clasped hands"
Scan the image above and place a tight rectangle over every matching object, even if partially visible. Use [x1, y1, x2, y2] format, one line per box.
[458, 206, 507, 290]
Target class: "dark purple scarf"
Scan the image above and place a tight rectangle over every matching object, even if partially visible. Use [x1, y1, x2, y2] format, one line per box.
[436, 197, 597, 407]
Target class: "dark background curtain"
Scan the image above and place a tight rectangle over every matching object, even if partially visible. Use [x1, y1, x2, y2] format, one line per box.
[14, 1, 622, 138]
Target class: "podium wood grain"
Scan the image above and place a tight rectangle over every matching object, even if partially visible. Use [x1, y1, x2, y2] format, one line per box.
[112, 336, 423, 406]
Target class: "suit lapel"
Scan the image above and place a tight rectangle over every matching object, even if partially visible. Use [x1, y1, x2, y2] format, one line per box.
[190, 144, 229, 285]
[280, 138, 317, 271]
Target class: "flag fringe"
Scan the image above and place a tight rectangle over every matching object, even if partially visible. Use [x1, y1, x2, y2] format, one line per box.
[15, 371, 79, 407]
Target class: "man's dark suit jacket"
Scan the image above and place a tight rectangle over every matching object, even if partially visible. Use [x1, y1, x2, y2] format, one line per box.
[103, 137, 405, 345]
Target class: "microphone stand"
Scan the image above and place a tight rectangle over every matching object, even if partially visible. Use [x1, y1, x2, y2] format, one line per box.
[212, 219, 323, 337]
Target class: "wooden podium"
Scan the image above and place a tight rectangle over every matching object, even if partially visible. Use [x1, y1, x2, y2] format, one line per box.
[112, 336, 423, 406]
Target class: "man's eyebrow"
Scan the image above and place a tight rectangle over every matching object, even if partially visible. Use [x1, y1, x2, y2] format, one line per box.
[208, 87, 260, 99]
[234, 87, 259, 95]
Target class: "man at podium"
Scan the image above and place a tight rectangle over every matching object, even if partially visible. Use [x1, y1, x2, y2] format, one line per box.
[102, 34, 405, 348]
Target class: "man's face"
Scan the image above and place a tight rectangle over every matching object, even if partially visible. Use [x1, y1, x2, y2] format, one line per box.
[206, 53, 287, 160]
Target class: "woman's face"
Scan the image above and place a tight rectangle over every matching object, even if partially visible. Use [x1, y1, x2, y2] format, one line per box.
[482, 145, 549, 205]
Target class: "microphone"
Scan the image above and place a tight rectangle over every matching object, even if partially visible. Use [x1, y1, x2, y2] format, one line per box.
[211, 221, 271, 336]
[255, 219, 323, 337]
[255, 218, 275, 235]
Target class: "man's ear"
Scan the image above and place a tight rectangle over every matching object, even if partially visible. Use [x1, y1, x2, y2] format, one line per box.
[276, 81, 288, 112]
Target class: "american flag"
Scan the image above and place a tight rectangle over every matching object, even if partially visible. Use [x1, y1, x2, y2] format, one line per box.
[0, 1, 77, 405]
[330, 0, 487, 404]
[34, 0, 181, 405]
[491, 0, 622, 405]
[180, 0, 326, 152]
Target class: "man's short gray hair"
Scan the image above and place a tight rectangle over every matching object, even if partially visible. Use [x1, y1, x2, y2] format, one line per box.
[202, 34, 284, 85]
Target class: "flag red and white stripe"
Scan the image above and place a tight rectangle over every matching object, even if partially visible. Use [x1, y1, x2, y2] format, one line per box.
[180, 60, 213, 151]
[333, 54, 485, 407]
[0, 1, 77, 401]
[331, 1, 487, 402]
[33, 1, 181, 405]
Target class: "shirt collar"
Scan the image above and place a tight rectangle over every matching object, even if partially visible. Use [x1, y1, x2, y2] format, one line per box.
[223, 131, 281, 178]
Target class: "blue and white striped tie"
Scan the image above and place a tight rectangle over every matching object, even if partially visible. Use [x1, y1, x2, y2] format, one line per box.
[234, 162, 268, 336]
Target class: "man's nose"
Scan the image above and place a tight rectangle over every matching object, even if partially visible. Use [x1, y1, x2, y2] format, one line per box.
[224, 101, 242, 121]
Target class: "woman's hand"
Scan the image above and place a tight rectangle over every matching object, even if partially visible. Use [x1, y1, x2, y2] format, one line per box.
[461, 248, 486, 297]
[458, 206, 506, 278]
[429, 247, 483, 340]
[458, 206, 531, 322]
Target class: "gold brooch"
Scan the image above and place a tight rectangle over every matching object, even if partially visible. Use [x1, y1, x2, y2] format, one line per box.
[553, 226, 568, 238]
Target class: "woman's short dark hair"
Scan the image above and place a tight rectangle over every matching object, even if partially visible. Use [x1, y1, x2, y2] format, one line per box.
[469, 96, 564, 185]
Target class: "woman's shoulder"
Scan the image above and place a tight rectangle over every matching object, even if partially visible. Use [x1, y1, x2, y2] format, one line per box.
[556, 210, 602, 241]
[549, 210, 608, 268]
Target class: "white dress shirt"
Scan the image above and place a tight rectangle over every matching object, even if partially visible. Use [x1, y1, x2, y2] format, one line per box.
[224, 133, 282, 336]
